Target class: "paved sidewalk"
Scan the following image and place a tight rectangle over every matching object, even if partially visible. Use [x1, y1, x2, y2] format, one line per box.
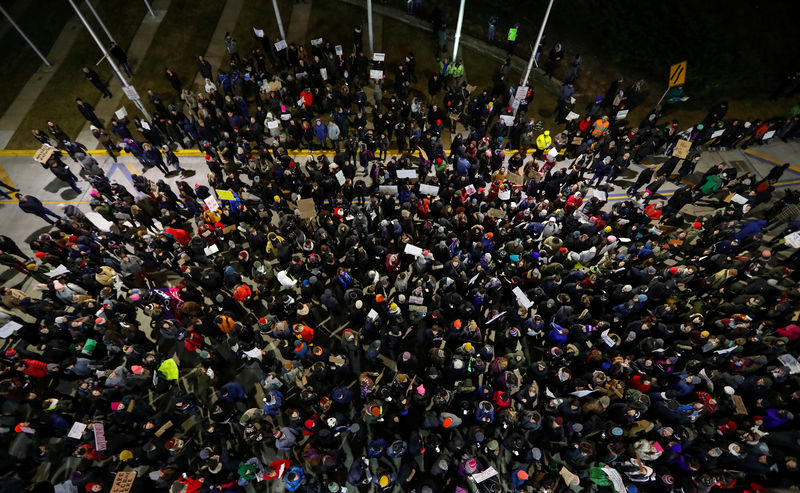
[191, 0, 245, 91]
[76, 0, 171, 147]
[287, 0, 313, 44]
[0, 15, 83, 150]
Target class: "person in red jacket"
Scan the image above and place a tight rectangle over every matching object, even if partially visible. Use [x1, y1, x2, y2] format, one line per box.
[628, 374, 652, 393]
[170, 475, 204, 493]
[565, 192, 583, 214]
[293, 324, 314, 343]
[15, 358, 48, 378]
[165, 226, 191, 246]
[74, 442, 106, 461]
[645, 203, 663, 222]
[299, 87, 313, 107]
[385, 254, 402, 278]
[264, 459, 291, 480]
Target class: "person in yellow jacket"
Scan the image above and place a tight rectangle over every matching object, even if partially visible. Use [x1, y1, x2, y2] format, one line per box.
[536, 130, 552, 158]
[202, 207, 221, 225]
[449, 60, 464, 88]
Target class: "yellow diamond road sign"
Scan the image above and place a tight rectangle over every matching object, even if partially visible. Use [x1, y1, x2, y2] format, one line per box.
[669, 61, 686, 88]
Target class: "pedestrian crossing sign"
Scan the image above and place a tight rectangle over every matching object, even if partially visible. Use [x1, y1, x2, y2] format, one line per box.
[668, 61, 686, 88]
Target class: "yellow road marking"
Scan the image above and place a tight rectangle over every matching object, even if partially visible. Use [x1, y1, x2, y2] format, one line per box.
[744, 149, 800, 174]
[126, 163, 140, 175]
[0, 160, 18, 202]
[0, 200, 90, 205]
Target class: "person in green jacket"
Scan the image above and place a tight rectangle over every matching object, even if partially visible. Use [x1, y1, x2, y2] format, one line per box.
[699, 174, 723, 196]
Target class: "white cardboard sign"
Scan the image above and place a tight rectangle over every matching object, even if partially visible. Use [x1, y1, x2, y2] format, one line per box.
[397, 169, 417, 179]
[419, 184, 439, 196]
[68, 421, 87, 439]
[204, 195, 219, 212]
[404, 244, 424, 257]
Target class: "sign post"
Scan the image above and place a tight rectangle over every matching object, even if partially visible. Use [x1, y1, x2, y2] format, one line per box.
[657, 60, 687, 108]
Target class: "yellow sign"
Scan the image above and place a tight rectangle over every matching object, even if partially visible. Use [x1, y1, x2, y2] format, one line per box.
[217, 189, 235, 200]
[668, 61, 686, 88]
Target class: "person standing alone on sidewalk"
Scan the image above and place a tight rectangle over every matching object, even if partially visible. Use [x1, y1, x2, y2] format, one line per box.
[83, 67, 111, 98]
[224, 33, 239, 63]
[76, 98, 103, 129]
[110, 42, 133, 77]
[198, 55, 213, 81]
[17, 194, 63, 224]
[488, 16, 498, 42]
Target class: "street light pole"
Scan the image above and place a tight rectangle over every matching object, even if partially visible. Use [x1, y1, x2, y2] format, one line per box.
[143, 0, 155, 17]
[366, 0, 374, 55]
[271, 0, 286, 40]
[66, 0, 151, 121]
[0, 4, 51, 67]
[85, 0, 116, 44]
[452, 0, 465, 61]
[521, 0, 554, 88]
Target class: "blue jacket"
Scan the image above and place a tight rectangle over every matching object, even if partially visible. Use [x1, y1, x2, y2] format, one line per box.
[285, 466, 304, 491]
[456, 156, 471, 175]
[734, 219, 767, 241]
[671, 372, 698, 397]
[548, 323, 568, 344]
[476, 405, 495, 423]
[313, 122, 328, 141]
[262, 390, 283, 415]
[218, 382, 246, 402]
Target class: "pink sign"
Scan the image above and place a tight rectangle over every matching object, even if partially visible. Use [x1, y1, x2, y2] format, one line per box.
[93, 422, 107, 451]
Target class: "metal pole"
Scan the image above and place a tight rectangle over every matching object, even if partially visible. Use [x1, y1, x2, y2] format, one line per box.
[85, 0, 115, 44]
[271, 0, 285, 40]
[367, 0, 374, 55]
[452, 0, 465, 61]
[0, 5, 51, 67]
[655, 87, 670, 109]
[143, 0, 155, 17]
[521, 0, 554, 88]
[66, 0, 152, 121]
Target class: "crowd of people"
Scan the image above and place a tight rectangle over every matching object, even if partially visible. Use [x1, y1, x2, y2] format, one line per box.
[3, 9, 800, 493]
